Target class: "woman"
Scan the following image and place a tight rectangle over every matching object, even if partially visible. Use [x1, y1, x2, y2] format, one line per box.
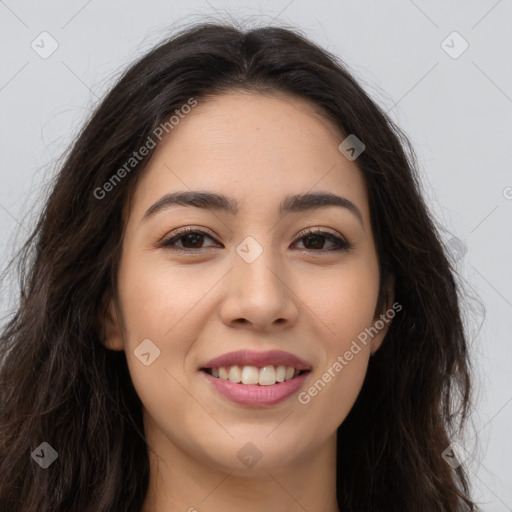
[0, 21, 480, 511]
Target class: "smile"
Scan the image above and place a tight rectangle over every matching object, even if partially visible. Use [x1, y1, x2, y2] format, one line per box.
[200, 349, 312, 406]
[203, 365, 307, 386]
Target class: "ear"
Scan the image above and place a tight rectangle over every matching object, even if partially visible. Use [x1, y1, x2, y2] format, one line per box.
[99, 293, 125, 351]
[370, 273, 396, 355]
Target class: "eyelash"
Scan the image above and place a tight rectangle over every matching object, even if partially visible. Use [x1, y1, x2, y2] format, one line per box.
[159, 227, 352, 254]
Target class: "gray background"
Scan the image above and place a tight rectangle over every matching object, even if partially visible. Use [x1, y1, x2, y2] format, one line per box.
[1, 1, 511, 509]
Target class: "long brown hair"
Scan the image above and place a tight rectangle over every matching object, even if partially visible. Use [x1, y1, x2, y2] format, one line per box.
[0, 21, 480, 511]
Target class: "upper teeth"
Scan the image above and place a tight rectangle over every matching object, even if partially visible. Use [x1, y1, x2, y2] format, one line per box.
[210, 365, 300, 385]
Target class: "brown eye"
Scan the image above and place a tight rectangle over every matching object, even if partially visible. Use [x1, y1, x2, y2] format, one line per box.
[160, 228, 219, 251]
[293, 230, 351, 252]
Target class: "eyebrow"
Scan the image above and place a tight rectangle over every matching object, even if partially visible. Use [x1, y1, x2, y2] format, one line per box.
[141, 190, 364, 227]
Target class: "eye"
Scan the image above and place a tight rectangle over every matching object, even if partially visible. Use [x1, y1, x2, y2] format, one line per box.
[159, 227, 352, 253]
[292, 229, 352, 252]
[160, 227, 219, 251]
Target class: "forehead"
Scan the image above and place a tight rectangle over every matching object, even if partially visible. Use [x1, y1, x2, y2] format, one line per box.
[128, 92, 370, 224]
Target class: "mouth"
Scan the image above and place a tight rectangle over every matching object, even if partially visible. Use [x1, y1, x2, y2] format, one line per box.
[199, 349, 313, 406]
[201, 365, 311, 386]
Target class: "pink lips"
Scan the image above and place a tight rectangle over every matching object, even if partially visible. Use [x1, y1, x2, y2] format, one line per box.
[201, 349, 312, 371]
[202, 371, 310, 407]
[200, 349, 312, 407]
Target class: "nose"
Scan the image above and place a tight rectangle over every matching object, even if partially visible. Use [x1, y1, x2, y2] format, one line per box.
[218, 243, 300, 331]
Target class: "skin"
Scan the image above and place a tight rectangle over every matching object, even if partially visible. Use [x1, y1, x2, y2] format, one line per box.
[102, 91, 394, 512]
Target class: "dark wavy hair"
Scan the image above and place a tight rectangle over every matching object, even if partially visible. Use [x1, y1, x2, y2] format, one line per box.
[0, 20, 480, 512]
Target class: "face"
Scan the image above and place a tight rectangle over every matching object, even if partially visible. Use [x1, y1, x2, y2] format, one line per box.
[103, 91, 393, 473]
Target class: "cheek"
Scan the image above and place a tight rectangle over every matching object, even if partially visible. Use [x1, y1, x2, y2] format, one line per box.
[303, 260, 380, 343]
[298, 270, 377, 425]
[299, 350, 368, 436]
[117, 250, 212, 344]
[116, 257, 205, 443]
[115, 253, 201, 397]
[297, 260, 379, 427]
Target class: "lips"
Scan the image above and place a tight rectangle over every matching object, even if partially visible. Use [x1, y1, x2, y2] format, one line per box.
[200, 349, 312, 406]
[201, 349, 312, 371]
[202, 370, 310, 407]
